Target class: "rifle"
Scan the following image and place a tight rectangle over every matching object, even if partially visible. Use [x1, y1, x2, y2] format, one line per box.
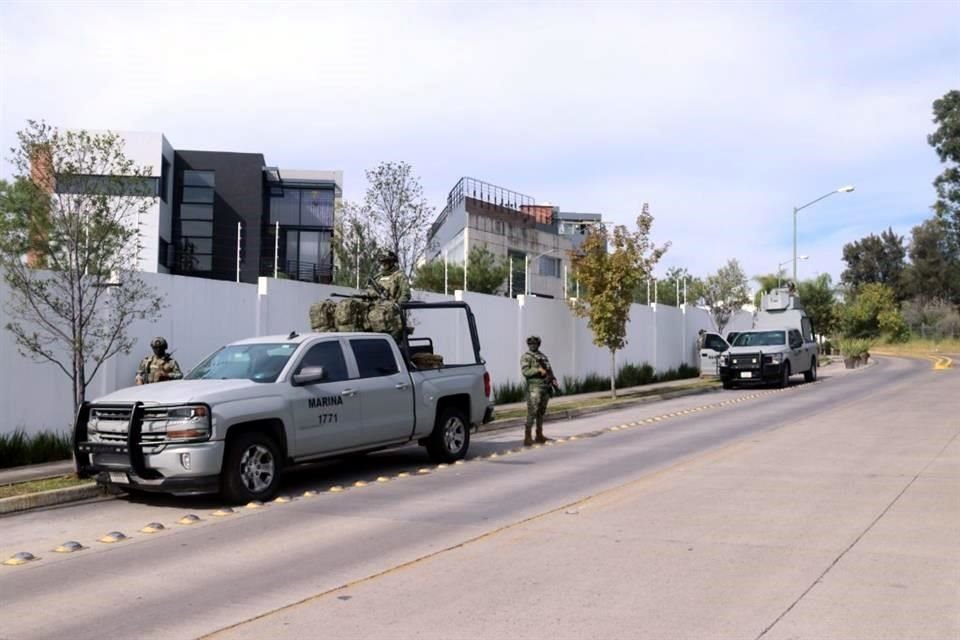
[536, 353, 562, 396]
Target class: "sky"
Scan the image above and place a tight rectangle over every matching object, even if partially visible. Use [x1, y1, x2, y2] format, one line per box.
[1, 0, 958, 286]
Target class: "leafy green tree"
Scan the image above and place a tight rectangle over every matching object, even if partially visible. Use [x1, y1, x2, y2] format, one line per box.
[752, 272, 781, 307]
[637, 266, 700, 306]
[929, 90, 960, 252]
[0, 122, 166, 415]
[839, 283, 908, 342]
[697, 259, 750, 333]
[796, 274, 839, 339]
[569, 207, 668, 398]
[413, 245, 508, 295]
[902, 298, 960, 340]
[902, 217, 960, 305]
[840, 228, 907, 299]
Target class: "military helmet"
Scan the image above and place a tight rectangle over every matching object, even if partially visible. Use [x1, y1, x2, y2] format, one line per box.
[526, 335, 541, 347]
[150, 337, 168, 350]
[378, 250, 398, 264]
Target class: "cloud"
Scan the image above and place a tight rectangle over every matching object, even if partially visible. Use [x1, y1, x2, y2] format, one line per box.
[2, 0, 956, 283]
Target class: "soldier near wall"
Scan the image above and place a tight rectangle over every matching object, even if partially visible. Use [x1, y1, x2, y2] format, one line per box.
[135, 337, 183, 385]
[520, 335, 560, 446]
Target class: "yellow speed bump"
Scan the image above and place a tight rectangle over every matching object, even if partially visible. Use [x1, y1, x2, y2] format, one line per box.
[453, 460, 465, 465]
[396, 472, 411, 478]
[353, 480, 368, 487]
[99, 531, 128, 543]
[3, 552, 37, 566]
[273, 496, 292, 504]
[140, 522, 165, 534]
[53, 541, 85, 554]
[933, 355, 953, 371]
[212, 507, 236, 517]
[245, 500, 265, 509]
[177, 514, 201, 525]
[328, 485, 344, 493]
[376, 476, 390, 483]
[303, 490, 318, 497]
[417, 468, 432, 474]
[436, 463, 449, 469]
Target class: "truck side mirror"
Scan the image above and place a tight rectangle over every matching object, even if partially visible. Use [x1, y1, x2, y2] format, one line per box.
[293, 366, 326, 386]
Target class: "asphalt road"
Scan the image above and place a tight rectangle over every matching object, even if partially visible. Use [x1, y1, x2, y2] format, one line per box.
[0, 356, 955, 640]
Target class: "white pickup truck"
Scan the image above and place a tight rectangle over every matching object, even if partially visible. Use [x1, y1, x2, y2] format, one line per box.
[74, 301, 495, 503]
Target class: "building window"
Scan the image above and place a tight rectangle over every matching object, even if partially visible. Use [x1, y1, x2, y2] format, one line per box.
[269, 187, 334, 227]
[159, 238, 170, 268]
[160, 157, 170, 203]
[539, 255, 561, 278]
[55, 174, 159, 197]
[178, 170, 215, 273]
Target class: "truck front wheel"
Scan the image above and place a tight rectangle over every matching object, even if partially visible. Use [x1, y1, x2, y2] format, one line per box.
[778, 362, 791, 389]
[804, 358, 817, 383]
[426, 406, 470, 463]
[221, 432, 282, 504]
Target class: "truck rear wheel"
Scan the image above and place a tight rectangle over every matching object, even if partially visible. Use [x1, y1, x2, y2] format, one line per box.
[425, 406, 470, 463]
[804, 358, 817, 382]
[221, 432, 281, 504]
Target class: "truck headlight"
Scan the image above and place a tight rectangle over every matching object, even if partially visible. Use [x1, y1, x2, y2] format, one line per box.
[719, 354, 730, 365]
[160, 405, 211, 441]
[767, 353, 783, 364]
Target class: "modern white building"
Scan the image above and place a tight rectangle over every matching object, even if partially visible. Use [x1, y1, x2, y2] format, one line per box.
[52, 130, 342, 285]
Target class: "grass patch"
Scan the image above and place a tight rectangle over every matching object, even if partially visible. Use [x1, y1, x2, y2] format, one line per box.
[0, 429, 73, 469]
[0, 474, 91, 500]
[493, 380, 526, 404]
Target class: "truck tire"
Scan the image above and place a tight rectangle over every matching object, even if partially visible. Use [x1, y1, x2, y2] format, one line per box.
[778, 362, 791, 389]
[425, 406, 470, 463]
[221, 432, 282, 504]
[722, 379, 735, 390]
[804, 358, 817, 383]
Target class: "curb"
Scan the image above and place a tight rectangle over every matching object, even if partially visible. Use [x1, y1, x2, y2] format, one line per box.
[478, 384, 722, 435]
[0, 482, 105, 516]
[1, 384, 720, 516]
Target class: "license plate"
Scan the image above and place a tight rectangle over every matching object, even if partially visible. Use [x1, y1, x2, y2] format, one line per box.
[109, 472, 129, 484]
[740, 371, 753, 379]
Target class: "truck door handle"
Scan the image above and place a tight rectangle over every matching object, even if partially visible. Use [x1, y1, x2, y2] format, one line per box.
[395, 383, 409, 390]
[341, 389, 357, 397]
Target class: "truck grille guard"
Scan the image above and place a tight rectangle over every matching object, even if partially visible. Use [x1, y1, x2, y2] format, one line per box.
[74, 402, 147, 479]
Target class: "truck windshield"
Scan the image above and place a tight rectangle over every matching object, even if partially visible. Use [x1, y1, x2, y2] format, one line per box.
[732, 331, 786, 347]
[185, 343, 298, 383]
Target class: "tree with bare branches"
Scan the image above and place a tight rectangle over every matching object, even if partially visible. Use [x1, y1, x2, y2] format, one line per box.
[0, 122, 165, 416]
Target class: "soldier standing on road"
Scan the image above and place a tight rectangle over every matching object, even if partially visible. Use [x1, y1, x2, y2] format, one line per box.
[135, 337, 183, 385]
[521, 335, 559, 447]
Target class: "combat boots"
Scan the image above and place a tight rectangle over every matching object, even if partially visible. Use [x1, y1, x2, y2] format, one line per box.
[523, 425, 534, 447]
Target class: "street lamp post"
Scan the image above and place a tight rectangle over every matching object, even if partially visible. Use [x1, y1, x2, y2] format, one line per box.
[778, 256, 807, 288]
[793, 185, 854, 283]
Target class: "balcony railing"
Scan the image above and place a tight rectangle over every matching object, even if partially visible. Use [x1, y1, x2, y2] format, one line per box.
[429, 177, 536, 241]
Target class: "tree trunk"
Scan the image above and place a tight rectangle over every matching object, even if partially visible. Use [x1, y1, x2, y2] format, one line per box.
[73, 355, 85, 420]
[610, 349, 617, 399]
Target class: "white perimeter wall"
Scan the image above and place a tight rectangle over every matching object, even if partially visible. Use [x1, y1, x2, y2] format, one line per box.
[1, 271, 740, 435]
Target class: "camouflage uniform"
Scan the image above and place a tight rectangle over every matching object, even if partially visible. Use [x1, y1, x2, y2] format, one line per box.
[367, 251, 410, 343]
[521, 335, 557, 446]
[136, 337, 183, 385]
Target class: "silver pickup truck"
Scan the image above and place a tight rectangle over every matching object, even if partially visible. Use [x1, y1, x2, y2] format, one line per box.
[74, 301, 494, 503]
[718, 328, 818, 389]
